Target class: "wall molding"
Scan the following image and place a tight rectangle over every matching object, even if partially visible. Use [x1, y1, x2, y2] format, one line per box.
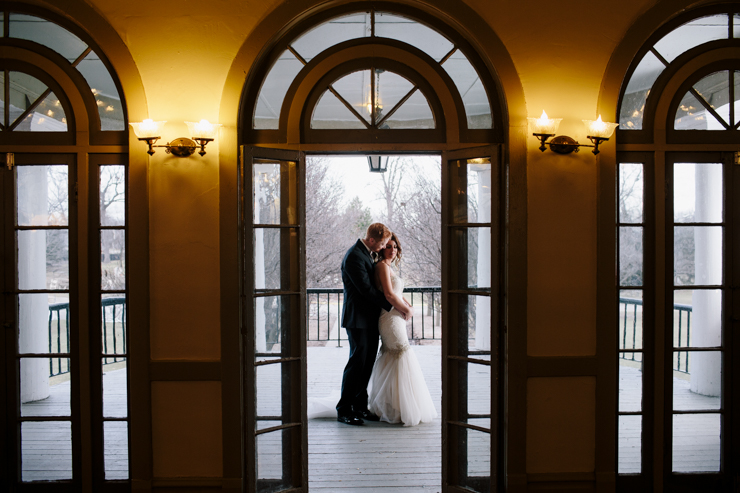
[149, 361, 222, 381]
[527, 356, 598, 377]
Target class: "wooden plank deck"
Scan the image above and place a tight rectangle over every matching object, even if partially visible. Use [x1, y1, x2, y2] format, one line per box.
[17, 349, 722, 486]
[618, 362, 720, 473]
[307, 345, 442, 492]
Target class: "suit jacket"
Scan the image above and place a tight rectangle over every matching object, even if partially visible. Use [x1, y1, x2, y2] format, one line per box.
[341, 239, 393, 329]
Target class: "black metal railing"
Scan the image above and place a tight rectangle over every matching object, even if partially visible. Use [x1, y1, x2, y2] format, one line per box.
[47, 297, 127, 377]
[619, 297, 693, 373]
[673, 302, 692, 373]
[48, 302, 70, 376]
[101, 297, 127, 365]
[306, 287, 442, 346]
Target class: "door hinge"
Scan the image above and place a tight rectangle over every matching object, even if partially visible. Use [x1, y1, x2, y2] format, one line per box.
[734, 151, 740, 165]
[4, 152, 14, 170]
[74, 182, 79, 202]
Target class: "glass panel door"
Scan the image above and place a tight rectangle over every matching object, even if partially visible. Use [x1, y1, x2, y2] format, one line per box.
[616, 157, 651, 482]
[665, 154, 728, 489]
[441, 146, 501, 493]
[241, 147, 306, 493]
[91, 155, 130, 486]
[4, 154, 80, 486]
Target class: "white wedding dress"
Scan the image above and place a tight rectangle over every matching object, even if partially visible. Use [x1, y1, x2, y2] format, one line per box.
[368, 271, 437, 426]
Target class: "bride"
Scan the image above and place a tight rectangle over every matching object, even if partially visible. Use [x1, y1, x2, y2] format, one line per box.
[367, 233, 437, 426]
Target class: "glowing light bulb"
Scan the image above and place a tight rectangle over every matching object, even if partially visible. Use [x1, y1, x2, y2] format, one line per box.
[527, 110, 561, 134]
[583, 115, 618, 138]
[186, 119, 221, 139]
[129, 119, 166, 139]
[141, 119, 158, 132]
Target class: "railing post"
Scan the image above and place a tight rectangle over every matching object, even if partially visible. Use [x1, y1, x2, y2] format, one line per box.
[622, 303, 628, 350]
[113, 304, 119, 363]
[57, 309, 64, 375]
[677, 310, 683, 372]
[631, 304, 638, 354]
[685, 311, 691, 373]
[421, 292, 425, 340]
[122, 301, 127, 360]
[316, 292, 320, 341]
[337, 292, 342, 348]
[48, 309, 53, 376]
[432, 292, 435, 339]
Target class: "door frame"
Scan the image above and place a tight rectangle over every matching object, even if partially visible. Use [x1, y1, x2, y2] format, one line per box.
[239, 146, 506, 492]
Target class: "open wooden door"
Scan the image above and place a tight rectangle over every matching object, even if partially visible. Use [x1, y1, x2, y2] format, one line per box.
[441, 145, 504, 493]
[240, 146, 307, 493]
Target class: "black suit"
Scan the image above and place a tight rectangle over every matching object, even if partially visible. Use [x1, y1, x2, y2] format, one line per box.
[336, 239, 393, 416]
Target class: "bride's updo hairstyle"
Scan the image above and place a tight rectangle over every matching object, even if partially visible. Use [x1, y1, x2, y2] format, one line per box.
[386, 233, 403, 266]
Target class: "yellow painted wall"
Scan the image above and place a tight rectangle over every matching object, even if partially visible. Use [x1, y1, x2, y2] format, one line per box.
[50, 0, 690, 482]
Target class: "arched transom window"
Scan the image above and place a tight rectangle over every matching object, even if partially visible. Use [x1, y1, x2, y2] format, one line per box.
[1, 10, 125, 133]
[252, 10, 495, 134]
[620, 10, 739, 132]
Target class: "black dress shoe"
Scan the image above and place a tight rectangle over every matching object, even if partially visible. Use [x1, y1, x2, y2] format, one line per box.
[354, 409, 380, 421]
[337, 414, 364, 426]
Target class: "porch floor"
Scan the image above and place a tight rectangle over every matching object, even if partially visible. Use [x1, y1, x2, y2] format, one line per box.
[18, 346, 721, 487]
[307, 345, 442, 492]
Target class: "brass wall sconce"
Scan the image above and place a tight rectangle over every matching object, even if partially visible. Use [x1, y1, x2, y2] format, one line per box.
[129, 119, 221, 157]
[528, 111, 618, 155]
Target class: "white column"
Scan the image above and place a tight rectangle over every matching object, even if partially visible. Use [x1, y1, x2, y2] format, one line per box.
[17, 166, 51, 402]
[475, 166, 491, 351]
[255, 228, 267, 353]
[689, 163, 722, 397]
[254, 165, 269, 353]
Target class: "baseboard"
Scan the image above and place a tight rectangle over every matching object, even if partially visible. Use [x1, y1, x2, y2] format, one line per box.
[528, 473, 596, 483]
[151, 477, 223, 491]
[527, 472, 596, 492]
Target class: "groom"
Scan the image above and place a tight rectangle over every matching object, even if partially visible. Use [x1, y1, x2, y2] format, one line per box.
[336, 223, 395, 425]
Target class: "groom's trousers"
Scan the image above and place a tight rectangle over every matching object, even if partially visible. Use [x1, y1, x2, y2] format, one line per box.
[336, 326, 380, 416]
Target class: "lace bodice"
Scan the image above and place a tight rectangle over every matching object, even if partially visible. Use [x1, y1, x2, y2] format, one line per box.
[378, 267, 409, 358]
[388, 269, 404, 296]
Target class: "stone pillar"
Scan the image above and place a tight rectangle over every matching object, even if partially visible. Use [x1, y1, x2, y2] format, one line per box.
[689, 163, 722, 397]
[17, 166, 50, 402]
[475, 166, 491, 350]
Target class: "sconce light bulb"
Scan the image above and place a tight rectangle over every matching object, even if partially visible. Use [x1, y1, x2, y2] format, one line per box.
[197, 119, 213, 133]
[130, 119, 165, 139]
[141, 119, 158, 132]
[186, 119, 221, 140]
[583, 115, 618, 139]
[528, 110, 561, 135]
[592, 115, 606, 134]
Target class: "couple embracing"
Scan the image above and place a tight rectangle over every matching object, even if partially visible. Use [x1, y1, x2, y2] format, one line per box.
[336, 223, 437, 427]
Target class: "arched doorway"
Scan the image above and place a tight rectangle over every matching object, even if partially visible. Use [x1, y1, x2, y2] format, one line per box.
[601, 4, 740, 491]
[236, 4, 508, 492]
[0, 4, 149, 490]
